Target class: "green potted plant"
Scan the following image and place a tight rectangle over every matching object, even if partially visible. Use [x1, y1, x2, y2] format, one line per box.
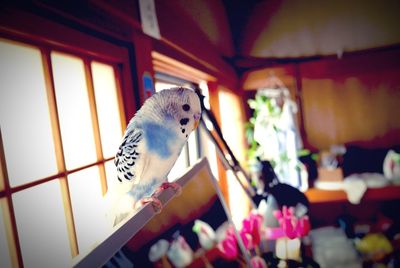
[245, 89, 307, 191]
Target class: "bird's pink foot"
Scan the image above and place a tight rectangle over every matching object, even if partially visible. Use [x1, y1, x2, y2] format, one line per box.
[153, 181, 182, 197]
[139, 196, 163, 214]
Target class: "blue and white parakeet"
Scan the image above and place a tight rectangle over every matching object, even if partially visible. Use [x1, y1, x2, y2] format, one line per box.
[105, 87, 201, 226]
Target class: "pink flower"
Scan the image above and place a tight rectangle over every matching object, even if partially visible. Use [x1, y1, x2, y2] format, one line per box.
[269, 206, 311, 239]
[273, 206, 296, 239]
[241, 213, 264, 248]
[297, 216, 311, 237]
[240, 229, 253, 250]
[217, 225, 238, 259]
[218, 234, 238, 259]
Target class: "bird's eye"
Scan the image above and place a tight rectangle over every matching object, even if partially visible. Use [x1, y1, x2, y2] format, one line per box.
[182, 104, 190, 111]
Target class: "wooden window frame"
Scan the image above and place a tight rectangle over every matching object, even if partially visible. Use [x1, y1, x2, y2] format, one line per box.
[0, 9, 136, 267]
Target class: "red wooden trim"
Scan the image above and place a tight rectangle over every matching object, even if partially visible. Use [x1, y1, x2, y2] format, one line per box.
[152, 51, 217, 83]
[0, 8, 129, 63]
[118, 58, 138, 122]
[305, 185, 400, 204]
[59, 176, 79, 257]
[89, 0, 142, 30]
[154, 0, 238, 89]
[234, 44, 400, 72]
[300, 48, 400, 78]
[32, 1, 139, 42]
[131, 32, 154, 106]
[294, 63, 307, 146]
[84, 59, 108, 194]
[206, 82, 230, 208]
[113, 65, 128, 133]
[6, 157, 114, 195]
[154, 38, 238, 90]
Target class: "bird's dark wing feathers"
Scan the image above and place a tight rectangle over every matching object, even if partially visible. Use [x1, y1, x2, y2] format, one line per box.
[114, 128, 142, 182]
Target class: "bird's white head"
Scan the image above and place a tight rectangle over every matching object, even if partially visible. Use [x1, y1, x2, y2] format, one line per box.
[144, 87, 202, 138]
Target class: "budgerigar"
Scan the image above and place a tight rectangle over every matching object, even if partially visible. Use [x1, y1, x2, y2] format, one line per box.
[105, 87, 201, 226]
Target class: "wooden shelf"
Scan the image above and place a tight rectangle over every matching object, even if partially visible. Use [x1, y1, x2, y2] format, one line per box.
[72, 186, 178, 268]
[72, 158, 209, 268]
[305, 185, 400, 203]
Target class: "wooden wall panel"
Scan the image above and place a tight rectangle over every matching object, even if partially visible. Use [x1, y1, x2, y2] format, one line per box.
[241, 49, 400, 151]
[301, 50, 400, 150]
[154, 0, 238, 90]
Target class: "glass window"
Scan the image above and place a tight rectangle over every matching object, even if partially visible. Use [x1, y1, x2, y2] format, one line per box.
[91, 62, 123, 159]
[51, 52, 97, 170]
[12, 181, 71, 268]
[68, 166, 107, 253]
[0, 35, 129, 267]
[0, 39, 57, 186]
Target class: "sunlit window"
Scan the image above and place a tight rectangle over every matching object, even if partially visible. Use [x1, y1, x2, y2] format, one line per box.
[91, 62, 123, 158]
[155, 81, 177, 92]
[12, 181, 71, 268]
[0, 40, 57, 187]
[0, 37, 128, 267]
[51, 52, 97, 170]
[68, 166, 106, 253]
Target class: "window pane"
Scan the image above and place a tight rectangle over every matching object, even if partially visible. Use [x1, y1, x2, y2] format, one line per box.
[0, 199, 12, 268]
[155, 81, 177, 92]
[51, 52, 97, 170]
[68, 166, 107, 254]
[0, 39, 57, 186]
[91, 62, 123, 158]
[13, 180, 71, 267]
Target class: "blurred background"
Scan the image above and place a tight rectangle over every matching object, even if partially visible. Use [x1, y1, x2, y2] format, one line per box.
[1, 1, 400, 267]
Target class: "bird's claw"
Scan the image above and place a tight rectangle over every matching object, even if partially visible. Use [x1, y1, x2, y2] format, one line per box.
[139, 197, 163, 214]
[154, 181, 182, 196]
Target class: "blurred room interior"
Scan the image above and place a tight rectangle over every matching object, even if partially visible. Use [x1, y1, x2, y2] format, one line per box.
[0, 1, 400, 267]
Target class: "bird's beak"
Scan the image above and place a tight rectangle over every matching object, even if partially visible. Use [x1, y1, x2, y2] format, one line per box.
[193, 113, 201, 129]
[194, 120, 199, 129]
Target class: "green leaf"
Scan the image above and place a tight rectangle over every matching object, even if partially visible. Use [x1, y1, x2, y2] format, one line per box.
[297, 149, 311, 157]
[248, 99, 257, 109]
